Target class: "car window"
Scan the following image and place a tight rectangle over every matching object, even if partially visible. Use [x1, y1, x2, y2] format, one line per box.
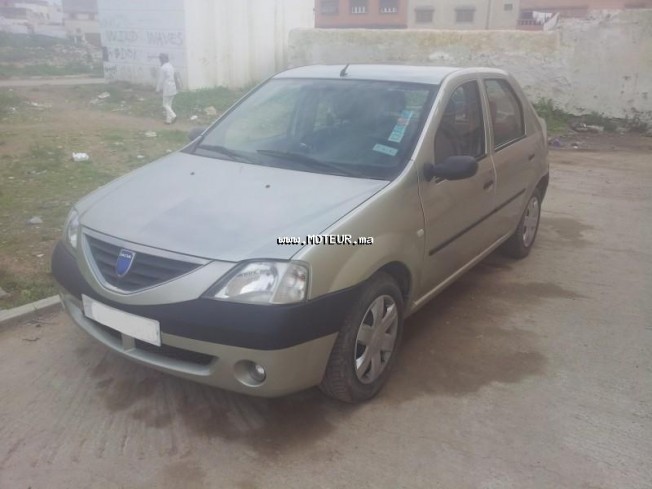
[194, 79, 436, 180]
[484, 79, 525, 149]
[434, 81, 485, 164]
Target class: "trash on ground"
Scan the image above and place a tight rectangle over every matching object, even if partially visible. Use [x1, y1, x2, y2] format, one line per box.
[136, 155, 145, 160]
[204, 106, 217, 116]
[190, 115, 199, 121]
[97, 92, 111, 99]
[145, 131, 157, 138]
[586, 125, 604, 133]
[550, 138, 563, 147]
[27, 216, 43, 225]
[72, 152, 90, 162]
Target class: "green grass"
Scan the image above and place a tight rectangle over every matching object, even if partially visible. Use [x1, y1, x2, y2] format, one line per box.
[0, 143, 121, 309]
[533, 98, 571, 134]
[0, 90, 22, 116]
[0, 32, 72, 48]
[77, 83, 247, 121]
[0, 269, 58, 306]
[0, 32, 103, 78]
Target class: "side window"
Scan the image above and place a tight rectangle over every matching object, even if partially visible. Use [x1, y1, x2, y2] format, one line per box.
[434, 81, 485, 164]
[484, 79, 525, 149]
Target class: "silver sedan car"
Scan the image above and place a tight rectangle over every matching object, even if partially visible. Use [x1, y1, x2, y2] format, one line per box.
[52, 65, 548, 403]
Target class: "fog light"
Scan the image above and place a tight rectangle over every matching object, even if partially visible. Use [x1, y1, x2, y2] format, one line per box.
[250, 363, 266, 383]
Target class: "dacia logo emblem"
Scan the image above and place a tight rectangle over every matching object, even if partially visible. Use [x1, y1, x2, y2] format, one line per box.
[115, 249, 136, 278]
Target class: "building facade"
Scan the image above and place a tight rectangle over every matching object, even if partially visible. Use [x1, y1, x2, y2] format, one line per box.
[315, 0, 408, 28]
[62, 0, 100, 45]
[407, 0, 520, 29]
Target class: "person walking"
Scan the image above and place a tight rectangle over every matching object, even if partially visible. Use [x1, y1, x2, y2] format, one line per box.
[156, 53, 177, 124]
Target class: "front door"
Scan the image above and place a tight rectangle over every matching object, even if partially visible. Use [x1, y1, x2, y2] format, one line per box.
[418, 80, 499, 295]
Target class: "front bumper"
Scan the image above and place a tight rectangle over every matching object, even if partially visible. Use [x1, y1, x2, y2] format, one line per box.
[52, 241, 360, 397]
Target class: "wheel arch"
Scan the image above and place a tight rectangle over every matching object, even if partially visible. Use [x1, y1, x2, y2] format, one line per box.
[537, 173, 549, 202]
[376, 261, 412, 304]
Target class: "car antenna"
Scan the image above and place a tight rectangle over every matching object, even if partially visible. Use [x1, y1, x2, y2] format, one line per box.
[339, 64, 350, 77]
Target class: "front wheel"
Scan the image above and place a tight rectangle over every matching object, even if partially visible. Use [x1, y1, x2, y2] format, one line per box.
[500, 188, 542, 259]
[320, 272, 404, 403]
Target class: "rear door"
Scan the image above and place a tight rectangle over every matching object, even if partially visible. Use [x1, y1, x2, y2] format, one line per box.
[482, 78, 538, 236]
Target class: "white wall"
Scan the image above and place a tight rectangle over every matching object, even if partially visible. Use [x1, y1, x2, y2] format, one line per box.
[98, 0, 187, 86]
[98, 0, 314, 89]
[184, 0, 314, 89]
[289, 10, 652, 121]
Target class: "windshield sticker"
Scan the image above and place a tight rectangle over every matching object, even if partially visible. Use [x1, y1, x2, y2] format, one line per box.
[373, 144, 399, 156]
[388, 110, 414, 143]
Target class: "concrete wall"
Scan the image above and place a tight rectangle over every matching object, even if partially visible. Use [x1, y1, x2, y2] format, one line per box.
[98, 0, 314, 89]
[184, 0, 314, 89]
[288, 10, 652, 121]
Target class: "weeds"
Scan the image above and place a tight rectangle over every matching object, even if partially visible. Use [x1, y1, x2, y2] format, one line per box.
[533, 98, 571, 134]
[0, 91, 22, 116]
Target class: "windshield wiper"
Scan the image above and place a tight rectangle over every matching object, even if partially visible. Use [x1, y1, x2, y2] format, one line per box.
[196, 144, 255, 163]
[256, 149, 363, 177]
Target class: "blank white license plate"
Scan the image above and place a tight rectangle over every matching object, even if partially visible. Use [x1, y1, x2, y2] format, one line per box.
[82, 295, 161, 346]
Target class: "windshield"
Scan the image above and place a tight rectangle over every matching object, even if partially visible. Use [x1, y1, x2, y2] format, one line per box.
[192, 78, 437, 180]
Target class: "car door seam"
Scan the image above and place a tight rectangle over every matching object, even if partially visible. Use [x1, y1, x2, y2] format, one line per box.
[427, 188, 526, 256]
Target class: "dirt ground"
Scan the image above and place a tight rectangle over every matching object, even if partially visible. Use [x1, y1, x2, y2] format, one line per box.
[0, 81, 228, 308]
[0, 140, 651, 488]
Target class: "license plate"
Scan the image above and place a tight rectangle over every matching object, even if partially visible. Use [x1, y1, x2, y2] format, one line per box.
[82, 295, 161, 346]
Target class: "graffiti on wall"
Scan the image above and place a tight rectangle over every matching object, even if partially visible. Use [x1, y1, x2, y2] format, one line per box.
[98, 0, 186, 86]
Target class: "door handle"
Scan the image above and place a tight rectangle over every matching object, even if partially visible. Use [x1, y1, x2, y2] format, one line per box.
[483, 179, 494, 190]
[528, 153, 536, 161]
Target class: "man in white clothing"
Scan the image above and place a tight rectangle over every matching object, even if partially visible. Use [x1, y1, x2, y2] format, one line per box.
[156, 53, 177, 124]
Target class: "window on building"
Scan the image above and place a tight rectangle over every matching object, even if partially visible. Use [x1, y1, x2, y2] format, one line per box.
[379, 0, 398, 14]
[350, 0, 367, 14]
[414, 7, 434, 23]
[484, 79, 525, 149]
[504, 3, 513, 11]
[455, 8, 475, 23]
[320, 0, 338, 15]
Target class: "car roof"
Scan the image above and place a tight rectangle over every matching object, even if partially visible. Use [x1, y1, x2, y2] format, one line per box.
[275, 64, 509, 86]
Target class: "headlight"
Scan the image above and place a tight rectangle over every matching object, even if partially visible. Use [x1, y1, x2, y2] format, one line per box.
[64, 208, 80, 249]
[206, 261, 309, 304]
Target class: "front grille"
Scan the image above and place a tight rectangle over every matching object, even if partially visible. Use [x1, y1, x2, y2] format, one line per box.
[86, 235, 201, 291]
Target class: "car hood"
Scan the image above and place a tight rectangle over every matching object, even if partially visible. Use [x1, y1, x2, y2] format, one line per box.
[79, 152, 387, 261]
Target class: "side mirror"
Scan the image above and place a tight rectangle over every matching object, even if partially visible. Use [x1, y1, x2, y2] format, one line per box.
[424, 156, 478, 182]
[188, 126, 208, 141]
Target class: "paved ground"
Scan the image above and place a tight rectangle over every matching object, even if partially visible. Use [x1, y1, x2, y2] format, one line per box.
[1, 147, 651, 489]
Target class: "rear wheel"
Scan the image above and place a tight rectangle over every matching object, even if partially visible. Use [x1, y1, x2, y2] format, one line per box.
[501, 188, 542, 259]
[320, 272, 404, 403]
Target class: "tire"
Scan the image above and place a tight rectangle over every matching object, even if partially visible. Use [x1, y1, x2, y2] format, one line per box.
[500, 187, 542, 259]
[320, 272, 404, 403]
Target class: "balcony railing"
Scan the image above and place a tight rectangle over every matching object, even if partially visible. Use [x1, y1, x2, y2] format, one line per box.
[380, 7, 398, 13]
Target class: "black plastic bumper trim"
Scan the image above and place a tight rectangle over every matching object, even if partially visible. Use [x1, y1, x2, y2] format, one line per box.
[51, 242, 360, 350]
